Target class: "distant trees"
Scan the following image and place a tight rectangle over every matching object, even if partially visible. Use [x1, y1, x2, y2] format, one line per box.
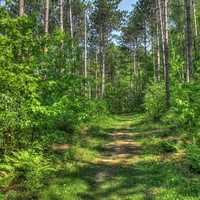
[90, 0, 123, 97]
[121, 0, 200, 108]
[10, 0, 200, 110]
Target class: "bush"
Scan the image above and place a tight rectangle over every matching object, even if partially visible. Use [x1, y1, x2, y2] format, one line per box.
[186, 143, 200, 173]
[144, 82, 166, 120]
[0, 150, 54, 199]
[158, 140, 178, 153]
[163, 83, 200, 129]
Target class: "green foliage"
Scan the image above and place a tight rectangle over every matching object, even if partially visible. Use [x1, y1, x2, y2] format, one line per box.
[0, 150, 54, 198]
[0, 12, 107, 152]
[144, 82, 166, 120]
[164, 83, 200, 129]
[157, 140, 178, 153]
[105, 84, 144, 114]
[186, 143, 200, 173]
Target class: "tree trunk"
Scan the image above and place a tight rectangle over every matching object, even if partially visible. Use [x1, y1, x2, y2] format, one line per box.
[95, 49, 99, 99]
[60, 0, 64, 32]
[130, 52, 133, 88]
[84, 11, 88, 79]
[156, 3, 161, 81]
[100, 26, 106, 97]
[101, 48, 105, 97]
[44, 0, 49, 52]
[192, 0, 198, 37]
[144, 20, 147, 55]
[133, 50, 137, 80]
[138, 62, 141, 82]
[157, 0, 166, 80]
[44, 0, 49, 34]
[155, 31, 161, 82]
[163, 0, 170, 107]
[84, 10, 88, 96]
[19, 0, 24, 16]
[192, 0, 198, 59]
[185, 0, 193, 82]
[69, 0, 73, 38]
[158, 0, 170, 107]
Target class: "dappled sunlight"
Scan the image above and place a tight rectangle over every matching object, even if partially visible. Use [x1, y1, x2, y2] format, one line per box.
[54, 115, 195, 200]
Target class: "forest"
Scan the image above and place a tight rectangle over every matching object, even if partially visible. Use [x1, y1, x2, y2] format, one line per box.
[0, 0, 200, 199]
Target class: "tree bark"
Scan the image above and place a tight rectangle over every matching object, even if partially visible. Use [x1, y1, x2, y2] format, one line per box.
[101, 48, 105, 97]
[156, 3, 161, 81]
[84, 11, 88, 79]
[60, 0, 64, 32]
[192, 0, 198, 37]
[19, 0, 24, 16]
[185, 0, 193, 82]
[157, 0, 166, 80]
[144, 20, 147, 56]
[158, 0, 170, 107]
[100, 26, 106, 97]
[44, 0, 49, 34]
[95, 49, 99, 99]
[192, 0, 198, 59]
[138, 62, 141, 82]
[84, 10, 88, 97]
[69, 0, 73, 38]
[133, 50, 137, 80]
[163, 0, 170, 107]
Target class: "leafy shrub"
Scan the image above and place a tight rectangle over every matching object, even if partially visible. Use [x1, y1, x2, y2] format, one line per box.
[144, 82, 166, 120]
[157, 140, 178, 153]
[163, 83, 200, 129]
[0, 13, 107, 151]
[0, 150, 54, 198]
[186, 143, 200, 173]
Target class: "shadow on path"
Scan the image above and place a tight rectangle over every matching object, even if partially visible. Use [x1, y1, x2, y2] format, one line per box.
[56, 115, 199, 200]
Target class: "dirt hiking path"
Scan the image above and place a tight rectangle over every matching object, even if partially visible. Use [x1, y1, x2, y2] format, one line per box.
[79, 115, 185, 200]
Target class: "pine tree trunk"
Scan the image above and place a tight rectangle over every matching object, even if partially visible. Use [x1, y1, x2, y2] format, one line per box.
[144, 20, 147, 55]
[158, 0, 170, 107]
[192, 0, 198, 59]
[156, 4, 161, 81]
[84, 11, 88, 79]
[44, 0, 49, 34]
[69, 0, 73, 38]
[138, 62, 141, 82]
[130, 50, 133, 88]
[60, 0, 64, 32]
[192, 0, 198, 37]
[133, 50, 137, 80]
[185, 0, 193, 82]
[101, 48, 105, 97]
[157, 0, 166, 80]
[19, 0, 24, 16]
[163, 0, 170, 107]
[44, 0, 49, 52]
[95, 49, 99, 99]
[84, 10, 88, 96]
[100, 26, 106, 97]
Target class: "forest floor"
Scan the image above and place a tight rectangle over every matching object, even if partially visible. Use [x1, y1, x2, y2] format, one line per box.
[42, 115, 200, 200]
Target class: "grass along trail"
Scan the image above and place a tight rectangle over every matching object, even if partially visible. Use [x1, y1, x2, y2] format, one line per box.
[42, 115, 199, 200]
